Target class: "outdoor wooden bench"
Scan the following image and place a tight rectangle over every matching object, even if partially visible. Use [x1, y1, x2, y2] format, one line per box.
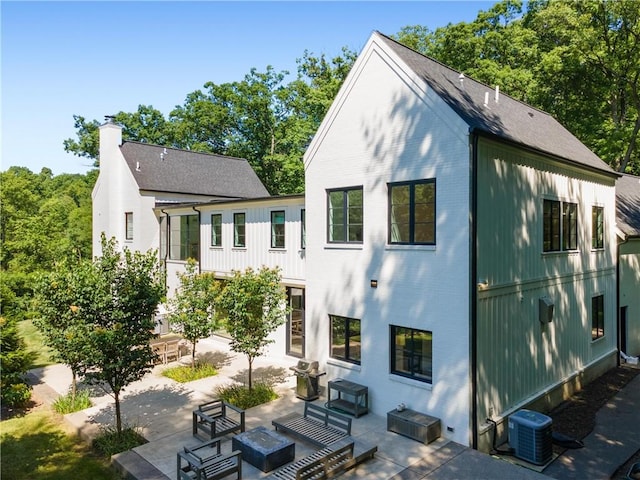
[193, 400, 246, 440]
[265, 441, 355, 480]
[272, 402, 351, 448]
[177, 438, 242, 480]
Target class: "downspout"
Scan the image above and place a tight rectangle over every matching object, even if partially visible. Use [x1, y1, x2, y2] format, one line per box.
[192, 206, 202, 274]
[160, 209, 170, 290]
[469, 129, 479, 450]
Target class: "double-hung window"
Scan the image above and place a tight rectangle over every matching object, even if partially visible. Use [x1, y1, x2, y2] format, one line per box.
[591, 295, 605, 340]
[391, 325, 432, 383]
[125, 212, 133, 240]
[234, 213, 246, 247]
[211, 214, 222, 247]
[271, 211, 285, 248]
[327, 187, 363, 243]
[169, 214, 199, 261]
[592, 206, 604, 249]
[543, 199, 578, 252]
[389, 179, 436, 244]
[329, 314, 361, 364]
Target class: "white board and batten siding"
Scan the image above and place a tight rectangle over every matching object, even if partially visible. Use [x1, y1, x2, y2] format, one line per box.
[304, 35, 473, 445]
[475, 139, 618, 421]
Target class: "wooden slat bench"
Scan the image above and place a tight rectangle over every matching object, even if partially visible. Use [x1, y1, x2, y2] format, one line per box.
[177, 438, 242, 480]
[265, 441, 355, 480]
[272, 402, 351, 448]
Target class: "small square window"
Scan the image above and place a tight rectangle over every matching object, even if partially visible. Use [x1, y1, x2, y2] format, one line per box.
[329, 314, 361, 364]
[390, 325, 432, 384]
[327, 187, 363, 243]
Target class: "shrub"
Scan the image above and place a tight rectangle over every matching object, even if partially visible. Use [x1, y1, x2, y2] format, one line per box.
[162, 363, 218, 383]
[53, 390, 92, 414]
[0, 316, 32, 407]
[214, 382, 278, 410]
[92, 424, 147, 458]
[2, 382, 31, 408]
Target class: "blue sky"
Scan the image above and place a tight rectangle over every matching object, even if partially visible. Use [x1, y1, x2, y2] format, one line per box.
[2, 1, 495, 175]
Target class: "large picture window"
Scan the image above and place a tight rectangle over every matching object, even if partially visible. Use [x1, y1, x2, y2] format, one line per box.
[234, 213, 246, 247]
[271, 211, 285, 248]
[389, 179, 436, 244]
[169, 214, 199, 261]
[391, 326, 432, 383]
[543, 199, 578, 252]
[592, 206, 604, 249]
[327, 187, 363, 243]
[211, 214, 222, 247]
[329, 315, 361, 364]
[592, 295, 605, 340]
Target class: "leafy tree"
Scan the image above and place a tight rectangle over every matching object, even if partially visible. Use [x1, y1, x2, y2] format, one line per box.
[0, 316, 32, 407]
[34, 236, 165, 433]
[217, 267, 288, 390]
[167, 260, 220, 367]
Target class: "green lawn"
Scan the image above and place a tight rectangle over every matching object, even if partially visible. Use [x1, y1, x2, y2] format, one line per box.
[18, 319, 55, 368]
[0, 409, 119, 480]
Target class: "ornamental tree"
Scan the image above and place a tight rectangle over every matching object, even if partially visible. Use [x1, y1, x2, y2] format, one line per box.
[167, 259, 220, 368]
[217, 266, 288, 390]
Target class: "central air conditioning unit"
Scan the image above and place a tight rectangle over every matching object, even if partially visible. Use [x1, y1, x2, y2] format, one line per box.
[508, 409, 553, 465]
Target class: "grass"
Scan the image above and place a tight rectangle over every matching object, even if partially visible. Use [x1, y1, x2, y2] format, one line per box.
[215, 382, 278, 409]
[18, 319, 56, 368]
[161, 363, 218, 382]
[92, 425, 147, 458]
[0, 409, 119, 480]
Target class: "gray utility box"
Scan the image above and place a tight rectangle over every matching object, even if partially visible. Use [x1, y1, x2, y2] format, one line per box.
[387, 408, 441, 444]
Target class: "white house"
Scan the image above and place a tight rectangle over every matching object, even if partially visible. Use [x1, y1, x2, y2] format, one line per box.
[303, 31, 620, 450]
[92, 31, 635, 453]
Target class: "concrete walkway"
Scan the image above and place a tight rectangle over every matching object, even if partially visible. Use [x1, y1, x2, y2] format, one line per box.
[26, 337, 638, 480]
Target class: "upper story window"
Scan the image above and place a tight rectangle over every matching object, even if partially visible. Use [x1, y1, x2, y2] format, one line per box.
[592, 206, 604, 249]
[543, 199, 578, 252]
[234, 212, 246, 248]
[301, 209, 306, 249]
[169, 214, 199, 261]
[125, 212, 133, 240]
[271, 211, 285, 248]
[211, 214, 222, 247]
[591, 294, 604, 340]
[329, 314, 361, 365]
[391, 325, 433, 384]
[327, 187, 363, 243]
[388, 179, 436, 245]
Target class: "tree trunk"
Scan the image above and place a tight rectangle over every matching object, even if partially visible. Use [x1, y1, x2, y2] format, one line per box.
[71, 369, 78, 400]
[619, 113, 640, 172]
[191, 339, 197, 368]
[114, 391, 122, 434]
[248, 356, 254, 391]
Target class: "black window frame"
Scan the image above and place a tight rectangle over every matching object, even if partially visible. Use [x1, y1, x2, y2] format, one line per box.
[125, 212, 133, 240]
[543, 199, 578, 252]
[388, 179, 436, 245]
[329, 314, 361, 365]
[390, 325, 433, 384]
[326, 187, 363, 244]
[591, 294, 605, 340]
[234, 212, 246, 248]
[592, 206, 604, 250]
[211, 213, 222, 247]
[169, 214, 199, 261]
[271, 210, 285, 249]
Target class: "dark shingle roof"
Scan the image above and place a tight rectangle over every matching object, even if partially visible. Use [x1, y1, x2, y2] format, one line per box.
[617, 173, 640, 238]
[120, 142, 269, 198]
[377, 32, 616, 176]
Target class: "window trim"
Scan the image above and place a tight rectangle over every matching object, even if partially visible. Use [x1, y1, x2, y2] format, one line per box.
[390, 325, 433, 384]
[125, 212, 133, 240]
[233, 212, 246, 248]
[326, 186, 363, 244]
[388, 179, 436, 245]
[270, 210, 285, 249]
[329, 314, 361, 365]
[211, 213, 222, 247]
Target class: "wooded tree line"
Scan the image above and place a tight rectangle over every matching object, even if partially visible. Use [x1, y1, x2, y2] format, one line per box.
[1, 0, 638, 323]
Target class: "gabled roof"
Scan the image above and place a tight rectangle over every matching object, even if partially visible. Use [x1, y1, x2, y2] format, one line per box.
[617, 173, 640, 238]
[120, 141, 269, 198]
[377, 32, 616, 176]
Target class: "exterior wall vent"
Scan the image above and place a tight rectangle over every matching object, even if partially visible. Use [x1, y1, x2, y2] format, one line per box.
[539, 296, 554, 323]
[508, 409, 553, 465]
